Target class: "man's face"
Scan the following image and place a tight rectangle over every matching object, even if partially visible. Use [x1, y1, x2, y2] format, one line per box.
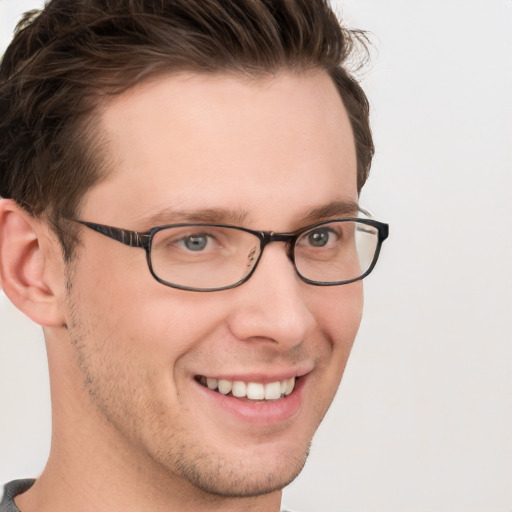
[61, 71, 362, 497]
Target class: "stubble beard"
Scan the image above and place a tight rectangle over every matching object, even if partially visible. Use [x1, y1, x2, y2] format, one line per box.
[64, 274, 311, 500]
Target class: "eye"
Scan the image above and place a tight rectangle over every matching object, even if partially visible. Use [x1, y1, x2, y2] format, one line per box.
[305, 228, 335, 247]
[180, 234, 211, 251]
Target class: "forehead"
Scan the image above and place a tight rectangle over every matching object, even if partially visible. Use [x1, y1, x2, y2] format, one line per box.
[85, 71, 357, 230]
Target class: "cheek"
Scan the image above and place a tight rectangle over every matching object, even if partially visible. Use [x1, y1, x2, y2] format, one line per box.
[71, 242, 214, 353]
[312, 281, 364, 348]
[77, 279, 227, 376]
[312, 282, 363, 390]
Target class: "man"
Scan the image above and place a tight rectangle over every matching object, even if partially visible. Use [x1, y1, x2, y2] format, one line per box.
[0, 1, 388, 511]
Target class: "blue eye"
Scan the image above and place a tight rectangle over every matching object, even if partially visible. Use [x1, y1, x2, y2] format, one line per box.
[306, 229, 332, 247]
[183, 234, 209, 251]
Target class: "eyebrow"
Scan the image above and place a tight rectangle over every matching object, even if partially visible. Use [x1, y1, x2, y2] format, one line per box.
[138, 199, 359, 231]
[139, 207, 250, 228]
[299, 199, 360, 225]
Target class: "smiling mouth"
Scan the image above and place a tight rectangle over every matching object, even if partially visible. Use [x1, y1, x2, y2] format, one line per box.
[195, 376, 296, 400]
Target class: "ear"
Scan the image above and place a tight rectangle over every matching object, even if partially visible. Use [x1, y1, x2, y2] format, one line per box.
[0, 199, 66, 327]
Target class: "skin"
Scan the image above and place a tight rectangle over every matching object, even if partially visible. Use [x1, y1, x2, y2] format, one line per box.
[0, 70, 362, 512]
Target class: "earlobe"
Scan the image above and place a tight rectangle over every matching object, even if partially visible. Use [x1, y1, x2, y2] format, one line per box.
[0, 199, 66, 327]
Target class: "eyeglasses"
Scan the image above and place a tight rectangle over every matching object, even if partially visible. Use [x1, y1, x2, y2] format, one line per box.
[73, 210, 388, 292]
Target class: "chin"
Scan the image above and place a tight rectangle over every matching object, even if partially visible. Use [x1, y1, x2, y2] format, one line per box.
[158, 437, 311, 499]
[185, 452, 309, 498]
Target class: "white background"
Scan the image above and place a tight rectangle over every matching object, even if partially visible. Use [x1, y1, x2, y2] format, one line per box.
[1, 1, 511, 511]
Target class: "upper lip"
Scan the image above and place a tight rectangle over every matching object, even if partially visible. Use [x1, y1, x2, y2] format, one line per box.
[194, 365, 313, 383]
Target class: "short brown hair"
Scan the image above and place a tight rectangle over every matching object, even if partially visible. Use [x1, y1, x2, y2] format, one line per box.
[0, 0, 374, 257]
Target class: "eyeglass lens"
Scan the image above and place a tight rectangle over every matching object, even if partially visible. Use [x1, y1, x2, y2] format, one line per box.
[149, 220, 380, 290]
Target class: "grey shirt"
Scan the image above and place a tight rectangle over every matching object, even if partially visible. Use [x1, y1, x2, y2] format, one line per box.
[1, 479, 296, 511]
[0, 480, 34, 512]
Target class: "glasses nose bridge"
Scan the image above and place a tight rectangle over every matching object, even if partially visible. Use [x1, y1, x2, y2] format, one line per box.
[259, 231, 296, 262]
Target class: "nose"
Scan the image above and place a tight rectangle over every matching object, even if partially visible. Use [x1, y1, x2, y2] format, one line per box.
[226, 243, 316, 349]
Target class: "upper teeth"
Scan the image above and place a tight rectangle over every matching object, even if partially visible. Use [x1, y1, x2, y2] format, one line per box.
[199, 376, 295, 400]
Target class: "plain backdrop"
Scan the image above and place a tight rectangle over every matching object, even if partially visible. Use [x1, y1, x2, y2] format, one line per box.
[1, 1, 511, 511]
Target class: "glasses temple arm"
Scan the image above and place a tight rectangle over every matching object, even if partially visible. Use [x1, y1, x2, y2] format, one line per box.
[76, 221, 150, 248]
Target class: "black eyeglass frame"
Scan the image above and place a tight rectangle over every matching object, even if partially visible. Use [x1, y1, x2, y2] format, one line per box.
[74, 217, 389, 292]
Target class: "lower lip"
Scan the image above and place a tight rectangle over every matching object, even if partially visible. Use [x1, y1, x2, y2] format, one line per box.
[195, 376, 307, 426]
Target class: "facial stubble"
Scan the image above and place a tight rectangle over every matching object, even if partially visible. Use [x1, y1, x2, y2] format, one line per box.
[63, 272, 312, 500]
